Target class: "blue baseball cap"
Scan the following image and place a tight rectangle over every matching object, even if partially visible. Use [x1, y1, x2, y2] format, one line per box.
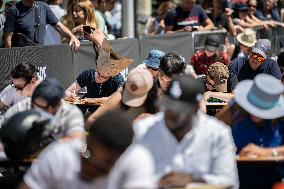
[143, 50, 165, 69]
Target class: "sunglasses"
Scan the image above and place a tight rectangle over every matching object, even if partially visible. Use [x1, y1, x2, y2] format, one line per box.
[250, 53, 265, 62]
[80, 144, 114, 173]
[146, 65, 158, 71]
[11, 80, 30, 91]
[248, 4, 257, 8]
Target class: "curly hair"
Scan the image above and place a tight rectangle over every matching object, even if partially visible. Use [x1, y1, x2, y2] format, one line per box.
[207, 62, 229, 80]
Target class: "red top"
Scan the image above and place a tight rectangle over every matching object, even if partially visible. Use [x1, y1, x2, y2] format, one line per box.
[190, 50, 230, 75]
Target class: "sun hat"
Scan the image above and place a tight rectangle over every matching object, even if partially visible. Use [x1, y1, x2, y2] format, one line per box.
[122, 68, 154, 107]
[235, 73, 284, 119]
[143, 50, 165, 69]
[97, 40, 134, 77]
[236, 29, 256, 47]
[205, 35, 220, 52]
[251, 39, 271, 60]
[158, 74, 203, 114]
[207, 62, 229, 92]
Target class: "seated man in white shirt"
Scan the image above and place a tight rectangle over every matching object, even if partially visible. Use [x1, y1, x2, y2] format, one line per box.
[0, 63, 41, 113]
[134, 75, 239, 188]
[1, 78, 84, 138]
[18, 110, 134, 189]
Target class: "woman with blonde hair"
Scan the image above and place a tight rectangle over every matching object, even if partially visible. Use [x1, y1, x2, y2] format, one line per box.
[63, 0, 98, 41]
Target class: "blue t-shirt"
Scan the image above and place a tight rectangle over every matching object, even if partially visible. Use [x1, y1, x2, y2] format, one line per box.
[76, 69, 124, 113]
[4, 1, 59, 45]
[232, 118, 284, 154]
[255, 8, 281, 22]
[228, 56, 281, 91]
[164, 5, 208, 31]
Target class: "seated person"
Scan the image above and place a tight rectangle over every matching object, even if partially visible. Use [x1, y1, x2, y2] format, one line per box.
[137, 49, 165, 78]
[18, 110, 135, 189]
[1, 78, 85, 138]
[134, 75, 238, 188]
[0, 63, 41, 113]
[87, 68, 158, 123]
[277, 51, 284, 82]
[65, 40, 133, 114]
[198, 62, 234, 113]
[0, 109, 64, 188]
[164, 0, 214, 32]
[229, 39, 281, 91]
[190, 35, 230, 75]
[158, 52, 185, 93]
[217, 73, 284, 188]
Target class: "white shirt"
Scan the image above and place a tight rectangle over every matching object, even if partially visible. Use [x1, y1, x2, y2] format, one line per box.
[134, 111, 239, 189]
[0, 84, 27, 108]
[106, 144, 156, 189]
[1, 98, 84, 135]
[24, 139, 108, 189]
[44, 5, 66, 45]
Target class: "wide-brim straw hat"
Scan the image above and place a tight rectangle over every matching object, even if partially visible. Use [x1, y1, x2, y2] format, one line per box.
[236, 29, 256, 48]
[97, 40, 134, 77]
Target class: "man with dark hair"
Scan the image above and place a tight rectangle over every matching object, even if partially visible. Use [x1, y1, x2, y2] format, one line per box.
[0, 63, 41, 113]
[134, 75, 238, 188]
[18, 110, 134, 189]
[164, 0, 215, 32]
[1, 78, 84, 138]
[158, 52, 185, 92]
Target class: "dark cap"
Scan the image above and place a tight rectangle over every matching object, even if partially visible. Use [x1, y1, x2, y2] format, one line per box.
[205, 35, 220, 52]
[158, 75, 203, 113]
[234, 3, 249, 11]
[0, 110, 58, 160]
[32, 78, 64, 107]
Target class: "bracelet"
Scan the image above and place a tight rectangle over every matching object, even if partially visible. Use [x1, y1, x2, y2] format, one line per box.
[272, 148, 279, 157]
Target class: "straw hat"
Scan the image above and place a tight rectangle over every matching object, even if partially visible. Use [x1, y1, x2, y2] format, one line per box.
[236, 29, 256, 47]
[97, 40, 134, 77]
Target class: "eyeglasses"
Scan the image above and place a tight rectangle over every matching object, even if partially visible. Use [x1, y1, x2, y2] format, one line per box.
[248, 4, 257, 8]
[11, 80, 30, 91]
[80, 144, 114, 173]
[146, 65, 158, 71]
[250, 53, 265, 62]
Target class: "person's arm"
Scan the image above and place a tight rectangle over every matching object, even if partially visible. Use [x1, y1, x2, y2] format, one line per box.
[269, 59, 282, 80]
[199, 18, 215, 31]
[54, 21, 80, 52]
[225, 8, 237, 37]
[83, 28, 105, 47]
[87, 90, 122, 124]
[65, 82, 81, 102]
[239, 143, 284, 157]
[3, 32, 13, 48]
[145, 17, 155, 35]
[0, 100, 7, 112]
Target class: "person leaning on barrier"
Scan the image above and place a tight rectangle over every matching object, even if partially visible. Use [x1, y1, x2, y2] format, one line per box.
[133, 75, 238, 188]
[1, 78, 85, 138]
[164, 0, 215, 33]
[0, 63, 41, 113]
[18, 110, 135, 189]
[3, 0, 80, 50]
[228, 39, 282, 91]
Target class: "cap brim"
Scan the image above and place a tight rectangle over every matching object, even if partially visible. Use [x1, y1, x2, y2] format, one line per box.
[143, 60, 159, 69]
[235, 80, 284, 119]
[252, 47, 267, 59]
[236, 34, 256, 47]
[205, 45, 218, 52]
[158, 95, 195, 114]
[122, 91, 148, 108]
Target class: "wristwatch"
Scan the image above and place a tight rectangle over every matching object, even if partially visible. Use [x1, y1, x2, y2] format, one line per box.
[272, 148, 279, 157]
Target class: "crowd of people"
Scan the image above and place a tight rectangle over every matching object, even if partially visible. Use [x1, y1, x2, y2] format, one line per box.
[0, 0, 284, 189]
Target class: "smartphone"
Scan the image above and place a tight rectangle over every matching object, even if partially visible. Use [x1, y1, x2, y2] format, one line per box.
[83, 25, 92, 34]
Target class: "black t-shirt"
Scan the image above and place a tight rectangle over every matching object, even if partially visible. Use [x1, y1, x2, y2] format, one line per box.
[164, 5, 208, 31]
[4, 1, 59, 45]
[76, 69, 124, 99]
